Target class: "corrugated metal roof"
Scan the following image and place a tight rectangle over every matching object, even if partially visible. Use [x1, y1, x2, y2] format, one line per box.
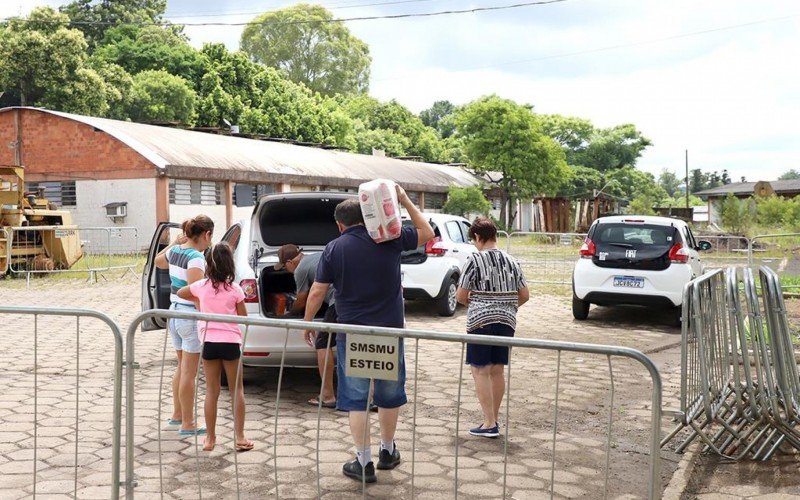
[4, 107, 481, 193]
[694, 180, 800, 197]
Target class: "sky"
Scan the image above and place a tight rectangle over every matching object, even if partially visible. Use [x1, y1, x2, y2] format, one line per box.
[4, 0, 799, 182]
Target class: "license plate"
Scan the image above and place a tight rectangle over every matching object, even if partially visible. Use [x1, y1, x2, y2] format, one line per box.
[613, 276, 644, 288]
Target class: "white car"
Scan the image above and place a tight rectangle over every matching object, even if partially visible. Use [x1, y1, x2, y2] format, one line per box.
[571, 215, 711, 325]
[142, 192, 355, 368]
[141, 193, 476, 368]
[401, 213, 477, 316]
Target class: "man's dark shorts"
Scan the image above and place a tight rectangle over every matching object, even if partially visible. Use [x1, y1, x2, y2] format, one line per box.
[466, 323, 515, 366]
[314, 304, 338, 350]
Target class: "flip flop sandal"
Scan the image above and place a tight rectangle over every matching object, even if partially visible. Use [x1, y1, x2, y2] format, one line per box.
[235, 440, 254, 452]
[167, 418, 182, 426]
[308, 398, 337, 409]
[178, 427, 207, 436]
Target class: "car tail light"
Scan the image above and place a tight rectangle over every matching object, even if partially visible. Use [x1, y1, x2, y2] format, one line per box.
[240, 279, 258, 302]
[425, 237, 447, 256]
[579, 238, 596, 258]
[669, 243, 689, 263]
[243, 351, 270, 357]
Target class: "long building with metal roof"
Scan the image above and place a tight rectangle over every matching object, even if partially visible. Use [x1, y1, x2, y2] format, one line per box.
[0, 107, 482, 241]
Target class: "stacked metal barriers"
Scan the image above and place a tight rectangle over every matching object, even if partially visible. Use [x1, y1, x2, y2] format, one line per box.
[662, 266, 800, 460]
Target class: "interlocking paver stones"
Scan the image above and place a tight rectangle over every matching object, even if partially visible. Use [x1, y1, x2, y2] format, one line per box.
[0, 278, 685, 498]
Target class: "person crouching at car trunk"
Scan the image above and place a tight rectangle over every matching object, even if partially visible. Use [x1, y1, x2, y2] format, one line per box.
[456, 217, 529, 438]
[301, 187, 435, 483]
[273, 243, 338, 408]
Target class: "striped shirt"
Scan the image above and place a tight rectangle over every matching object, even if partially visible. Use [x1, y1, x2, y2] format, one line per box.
[458, 249, 527, 332]
[167, 246, 206, 306]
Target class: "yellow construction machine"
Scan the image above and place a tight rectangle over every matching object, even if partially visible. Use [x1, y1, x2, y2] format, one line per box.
[0, 165, 83, 274]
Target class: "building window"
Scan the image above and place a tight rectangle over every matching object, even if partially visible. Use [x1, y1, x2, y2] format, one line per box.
[424, 192, 446, 210]
[407, 192, 420, 206]
[169, 179, 222, 205]
[25, 181, 76, 207]
[233, 183, 277, 207]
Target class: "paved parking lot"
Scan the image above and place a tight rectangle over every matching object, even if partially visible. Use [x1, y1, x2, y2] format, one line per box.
[0, 277, 686, 499]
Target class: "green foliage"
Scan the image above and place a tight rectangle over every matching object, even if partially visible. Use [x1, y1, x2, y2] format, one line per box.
[557, 165, 603, 197]
[689, 168, 732, 193]
[0, 8, 88, 107]
[660, 194, 705, 208]
[720, 193, 756, 235]
[443, 186, 491, 217]
[604, 166, 668, 203]
[540, 115, 651, 171]
[93, 25, 207, 85]
[90, 60, 134, 119]
[60, 0, 168, 47]
[628, 195, 657, 215]
[419, 100, 456, 138]
[455, 95, 568, 226]
[755, 195, 800, 228]
[126, 70, 197, 124]
[39, 66, 110, 116]
[778, 169, 800, 180]
[658, 168, 682, 197]
[240, 3, 371, 96]
[342, 95, 444, 162]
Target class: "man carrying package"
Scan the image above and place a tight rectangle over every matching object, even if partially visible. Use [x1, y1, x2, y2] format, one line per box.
[302, 183, 434, 483]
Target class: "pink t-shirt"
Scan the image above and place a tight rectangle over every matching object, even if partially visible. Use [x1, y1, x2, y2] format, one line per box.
[189, 278, 246, 344]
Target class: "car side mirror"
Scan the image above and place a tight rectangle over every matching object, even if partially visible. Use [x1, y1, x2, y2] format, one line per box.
[697, 240, 712, 251]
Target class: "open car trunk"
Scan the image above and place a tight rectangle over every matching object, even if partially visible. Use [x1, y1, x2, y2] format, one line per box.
[258, 267, 297, 317]
[591, 223, 678, 271]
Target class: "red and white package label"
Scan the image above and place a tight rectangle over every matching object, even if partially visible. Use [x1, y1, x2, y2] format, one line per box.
[359, 179, 401, 243]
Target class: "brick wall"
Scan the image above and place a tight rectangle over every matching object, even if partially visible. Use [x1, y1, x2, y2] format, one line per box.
[0, 108, 155, 181]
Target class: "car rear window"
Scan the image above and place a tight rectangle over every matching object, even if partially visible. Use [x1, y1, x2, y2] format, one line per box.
[594, 224, 675, 247]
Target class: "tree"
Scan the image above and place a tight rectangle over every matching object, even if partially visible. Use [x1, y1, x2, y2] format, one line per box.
[539, 114, 594, 163]
[779, 169, 800, 180]
[573, 124, 652, 171]
[61, 0, 168, 48]
[690, 169, 706, 193]
[342, 95, 444, 162]
[720, 194, 755, 235]
[0, 8, 88, 107]
[420, 100, 456, 138]
[604, 166, 667, 204]
[126, 70, 197, 124]
[443, 186, 491, 217]
[454, 95, 568, 228]
[93, 25, 207, 86]
[557, 165, 603, 197]
[240, 4, 371, 96]
[658, 168, 682, 197]
[39, 67, 110, 116]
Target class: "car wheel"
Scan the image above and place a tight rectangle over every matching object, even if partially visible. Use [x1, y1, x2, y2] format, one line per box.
[437, 277, 458, 316]
[572, 296, 590, 320]
[670, 307, 683, 328]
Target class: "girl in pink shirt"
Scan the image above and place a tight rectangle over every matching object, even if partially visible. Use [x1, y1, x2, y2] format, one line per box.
[178, 242, 253, 452]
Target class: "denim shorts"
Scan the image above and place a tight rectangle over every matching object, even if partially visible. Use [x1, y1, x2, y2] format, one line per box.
[335, 333, 407, 411]
[169, 303, 202, 354]
[466, 323, 515, 367]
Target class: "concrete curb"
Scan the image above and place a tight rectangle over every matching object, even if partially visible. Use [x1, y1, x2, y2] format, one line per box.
[662, 442, 701, 500]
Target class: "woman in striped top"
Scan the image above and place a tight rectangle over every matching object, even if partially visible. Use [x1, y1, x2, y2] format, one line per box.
[155, 215, 214, 435]
[456, 217, 529, 438]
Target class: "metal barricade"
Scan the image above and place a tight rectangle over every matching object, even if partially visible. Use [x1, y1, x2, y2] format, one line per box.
[125, 309, 663, 499]
[5, 226, 141, 283]
[504, 232, 587, 285]
[662, 266, 800, 460]
[0, 305, 123, 499]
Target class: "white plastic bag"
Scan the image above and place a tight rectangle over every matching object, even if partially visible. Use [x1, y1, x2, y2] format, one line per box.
[359, 179, 402, 243]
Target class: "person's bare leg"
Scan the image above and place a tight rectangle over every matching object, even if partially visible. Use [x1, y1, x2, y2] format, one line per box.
[172, 350, 183, 421]
[377, 407, 400, 443]
[470, 365, 495, 428]
[179, 351, 202, 431]
[490, 364, 505, 425]
[349, 411, 370, 449]
[203, 359, 222, 450]
[316, 348, 336, 402]
[222, 358, 251, 449]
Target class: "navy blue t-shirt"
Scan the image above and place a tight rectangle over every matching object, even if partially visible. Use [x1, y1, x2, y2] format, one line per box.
[316, 224, 419, 328]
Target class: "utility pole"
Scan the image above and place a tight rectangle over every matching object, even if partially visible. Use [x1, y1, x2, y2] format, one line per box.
[685, 149, 689, 210]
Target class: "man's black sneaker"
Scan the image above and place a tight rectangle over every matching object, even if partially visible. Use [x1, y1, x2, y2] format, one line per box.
[377, 445, 401, 470]
[342, 458, 376, 483]
[469, 424, 500, 438]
